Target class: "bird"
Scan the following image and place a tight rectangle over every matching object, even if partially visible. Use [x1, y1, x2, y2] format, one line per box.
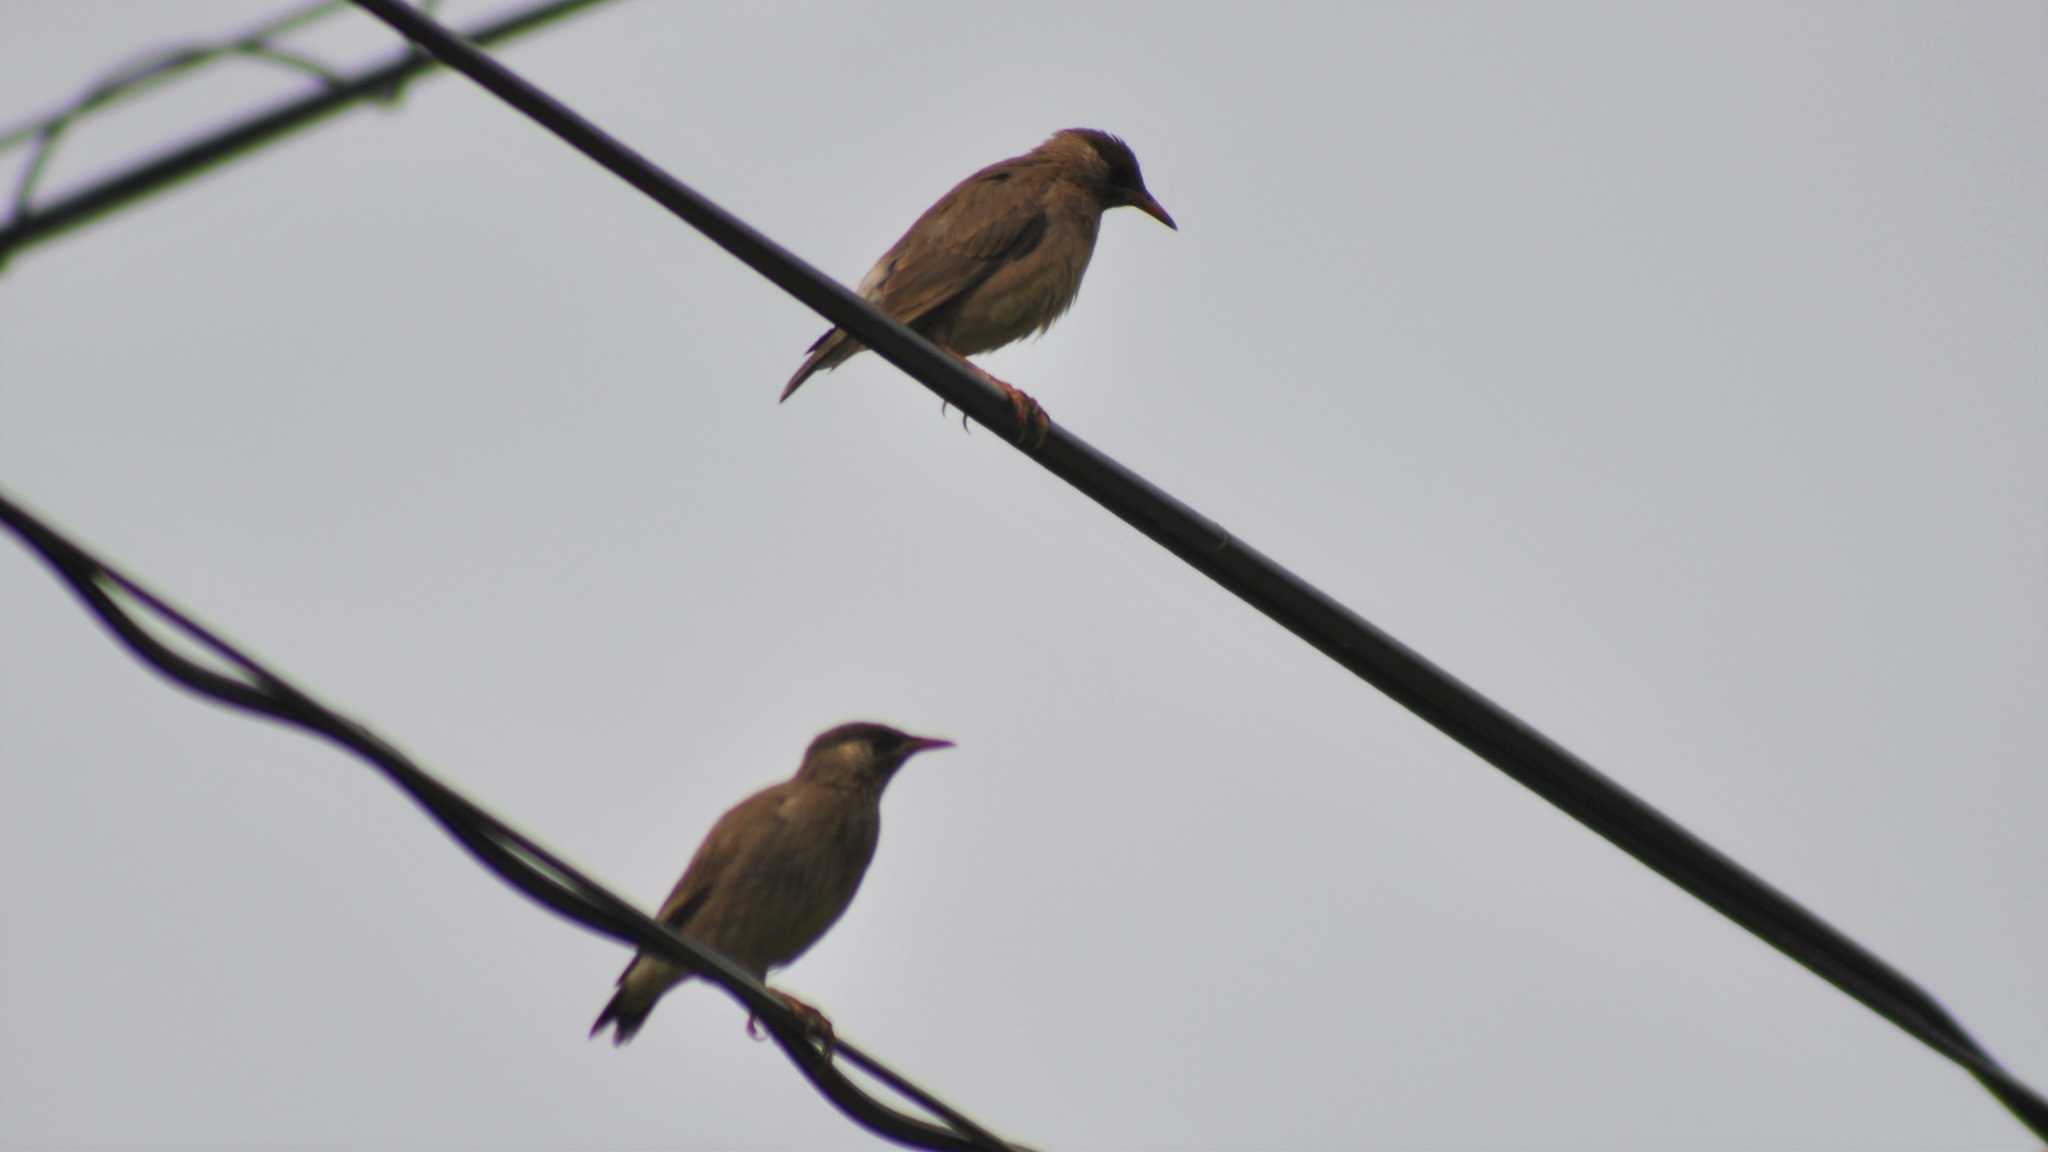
[590, 721, 954, 1047]
[780, 127, 1176, 446]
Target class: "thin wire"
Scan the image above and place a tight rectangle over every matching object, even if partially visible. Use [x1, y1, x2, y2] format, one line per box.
[1, 1, 430, 227]
[0, 488, 1024, 1152]
[0, 2, 341, 153]
[341, 0, 2048, 1140]
[0, 0, 611, 271]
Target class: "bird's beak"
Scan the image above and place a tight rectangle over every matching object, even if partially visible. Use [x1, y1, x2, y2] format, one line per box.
[1128, 188, 1177, 231]
[902, 735, 956, 756]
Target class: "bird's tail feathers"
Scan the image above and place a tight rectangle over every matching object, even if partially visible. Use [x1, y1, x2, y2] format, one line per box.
[590, 957, 681, 1047]
[589, 985, 654, 1046]
[780, 328, 852, 402]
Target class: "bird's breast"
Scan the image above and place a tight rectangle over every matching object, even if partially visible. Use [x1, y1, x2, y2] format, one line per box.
[710, 791, 880, 972]
[949, 210, 1100, 356]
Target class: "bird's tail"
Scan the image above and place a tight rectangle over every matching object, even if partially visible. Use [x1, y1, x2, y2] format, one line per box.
[589, 986, 653, 1046]
[589, 958, 679, 1046]
[779, 328, 856, 402]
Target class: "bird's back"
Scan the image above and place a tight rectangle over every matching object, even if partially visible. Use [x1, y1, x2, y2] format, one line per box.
[589, 778, 881, 1044]
[780, 146, 1092, 399]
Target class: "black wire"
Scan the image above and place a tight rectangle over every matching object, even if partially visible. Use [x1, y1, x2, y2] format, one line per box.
[0, 0, 615, 271]
[339, 0, 2048, 1139]
[0, 488, 1022, 1152]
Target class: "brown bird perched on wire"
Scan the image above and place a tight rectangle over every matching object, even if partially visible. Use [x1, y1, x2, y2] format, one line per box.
[590, 722, 954, 1046]
[780, 128, 1176, 446]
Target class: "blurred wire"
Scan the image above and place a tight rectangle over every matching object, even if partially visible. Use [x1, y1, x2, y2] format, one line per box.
[0, 488, 1024, 1152]
[342, 0, 2048, 1140]
[0, 0, 614, 271]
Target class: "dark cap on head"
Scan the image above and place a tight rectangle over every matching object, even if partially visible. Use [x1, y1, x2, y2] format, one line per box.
[802, 722, 955, 782]
[1055, 128, 1176, 230]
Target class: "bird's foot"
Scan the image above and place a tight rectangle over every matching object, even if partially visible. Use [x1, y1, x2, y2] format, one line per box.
[746, 990, 837, 1057]
[976, 370, 1050, 449]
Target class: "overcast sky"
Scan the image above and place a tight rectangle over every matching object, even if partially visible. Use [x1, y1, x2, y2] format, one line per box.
[3, 3, 2044, 1149]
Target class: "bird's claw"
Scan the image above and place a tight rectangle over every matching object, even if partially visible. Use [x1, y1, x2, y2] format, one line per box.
[938, 396, 970, 434]
[948, 363, 1049, 448]
[1005, 387, 1051, 450]
[747, 991, 837, 1058]
[981, 374, 1049, 450]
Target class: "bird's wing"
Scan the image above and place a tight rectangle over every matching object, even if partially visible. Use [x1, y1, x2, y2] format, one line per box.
[653, 782, 795, 930]
[858, 161, 1052, 329]
[779, 158, 1053, 401]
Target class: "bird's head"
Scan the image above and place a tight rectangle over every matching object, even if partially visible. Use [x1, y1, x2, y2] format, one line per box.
[797, 721, 954, 790]
[1052, 128, 1177, 231]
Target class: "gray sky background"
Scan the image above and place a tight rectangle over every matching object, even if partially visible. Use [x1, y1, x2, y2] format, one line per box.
[3, 3, 2044, 1148]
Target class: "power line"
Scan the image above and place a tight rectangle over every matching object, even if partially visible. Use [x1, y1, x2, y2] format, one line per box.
[340, 0, 2048, 1140]
[0, 489, 1023, 1152]
[0, 0, 617, 271]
